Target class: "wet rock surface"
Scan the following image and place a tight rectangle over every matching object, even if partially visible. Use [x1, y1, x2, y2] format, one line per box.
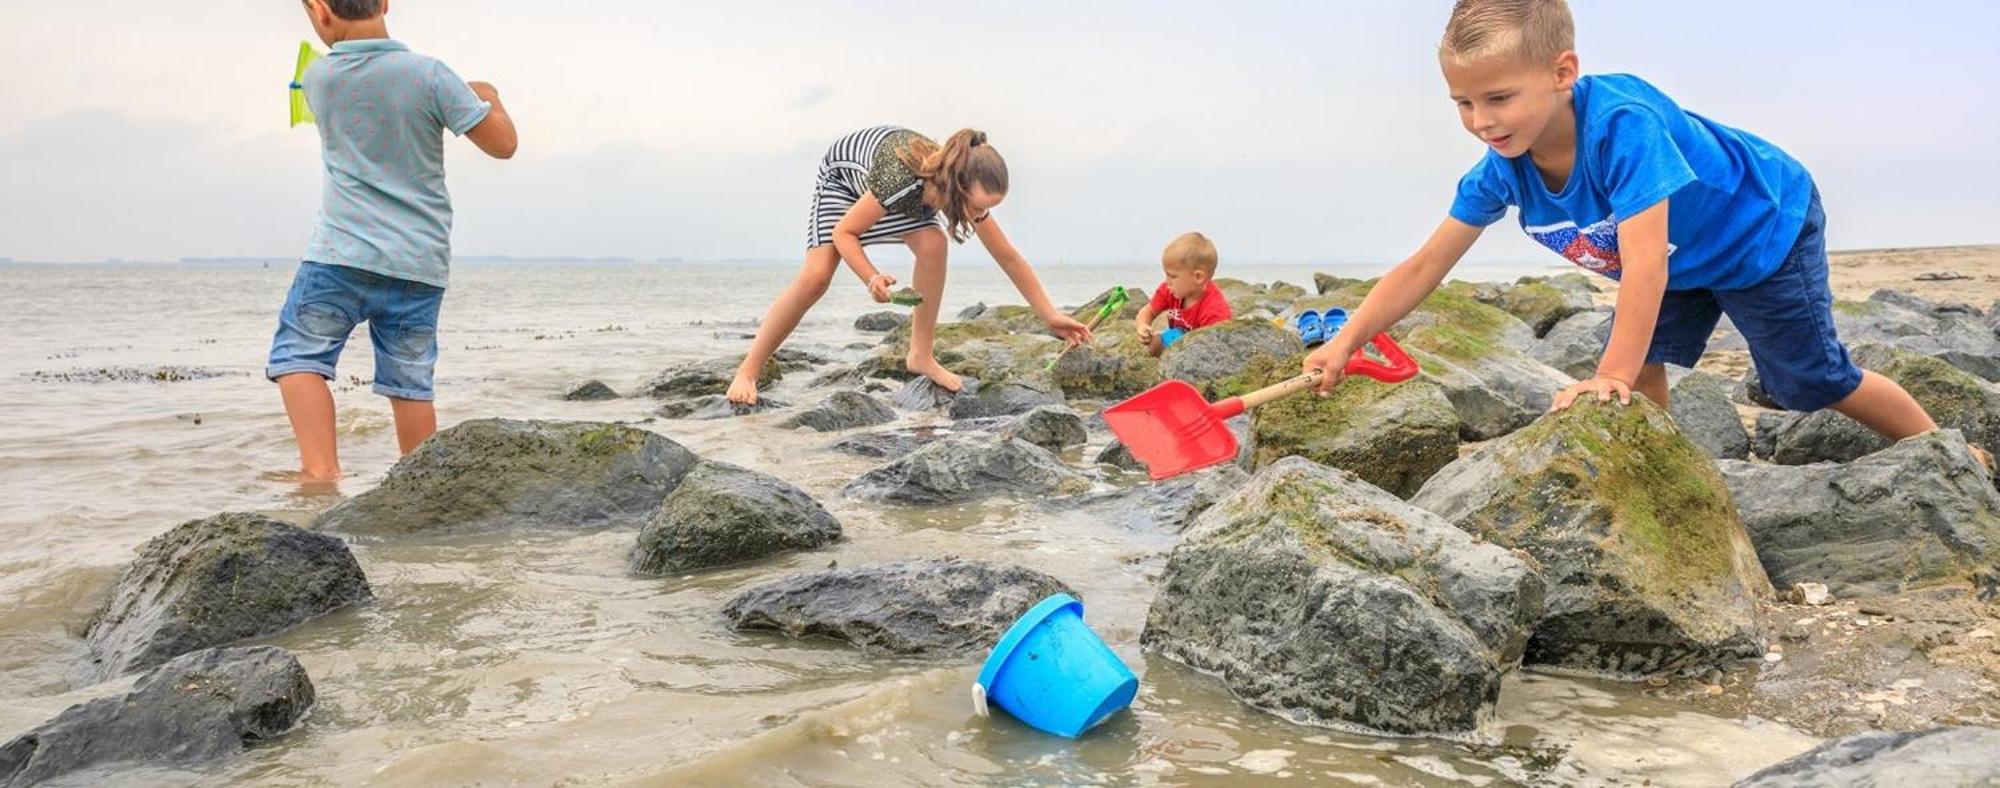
[721, 558, 1073, 657]
[631, 461, 841, 575]
[844, 434, 1091, 505]
[560, 379, 620, 401]
[654, 394, 790, 420]
[640, 356, 780, 399]
[778, 391, 897, 432]
[1668, 368, 1752, 460]
[1734, 726, 2000, 787]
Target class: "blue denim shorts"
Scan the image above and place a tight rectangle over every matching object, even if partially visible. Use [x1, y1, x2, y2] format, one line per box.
[1643, 187, 1861, 411]
[266, 262, 446, 400]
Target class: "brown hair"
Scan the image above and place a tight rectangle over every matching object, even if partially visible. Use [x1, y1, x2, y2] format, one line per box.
[1439, 0, 1575, 66]
[898, 129, 1008, 243]
[1163, 232, 1219, 276]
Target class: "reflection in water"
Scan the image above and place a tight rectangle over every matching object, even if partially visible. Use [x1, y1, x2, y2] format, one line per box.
[0, 261, 1813, 785]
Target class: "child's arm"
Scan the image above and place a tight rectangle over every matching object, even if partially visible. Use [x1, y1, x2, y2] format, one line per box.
[972, 214, 1093, 345]
[464, 82, 517, 159]
[832, 195, 897, 302]
[1554, 201, 1669, 409]
[1303, 217, 1484, 393]
[1132, 304, 1160, 342]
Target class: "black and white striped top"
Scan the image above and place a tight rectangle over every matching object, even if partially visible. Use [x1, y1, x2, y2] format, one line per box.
[807, 126, 939, 249]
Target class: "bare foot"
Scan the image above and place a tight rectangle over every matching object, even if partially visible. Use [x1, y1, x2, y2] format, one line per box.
[725, 375, 760, 406]
[905, 354, 963, 393]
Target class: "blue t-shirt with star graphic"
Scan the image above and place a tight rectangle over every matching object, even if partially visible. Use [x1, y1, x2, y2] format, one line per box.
[1449, 74, 1812, 291]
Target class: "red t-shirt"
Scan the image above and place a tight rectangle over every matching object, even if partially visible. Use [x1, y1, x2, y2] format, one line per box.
[1149, 280, 1233, 331]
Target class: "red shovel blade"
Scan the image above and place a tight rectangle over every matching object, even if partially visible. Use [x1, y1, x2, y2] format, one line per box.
[1101, 380, 1242, 481]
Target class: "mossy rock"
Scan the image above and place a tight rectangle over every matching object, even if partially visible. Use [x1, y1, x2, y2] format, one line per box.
[1219, 354, 1461, 498]
[1452, 277, 1595, 338]
[1069, 286, 1148, 323]
[1049, 319, 1162, 399]
[1308, 279, 1538, 361]
[1214, 278, 1306, 316]
[316, 419, 699, 536]
[1161, 318, 1305, 394]
[863, 319, 1058, 385]
[1412, 399, 1770, 676]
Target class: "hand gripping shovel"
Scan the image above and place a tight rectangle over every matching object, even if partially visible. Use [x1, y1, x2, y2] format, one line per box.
[1101, 333, 1419, 480]
[1044, 287, 1132, 371]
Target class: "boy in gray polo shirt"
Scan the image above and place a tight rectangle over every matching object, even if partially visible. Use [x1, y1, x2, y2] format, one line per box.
[267, 0, 517, 483]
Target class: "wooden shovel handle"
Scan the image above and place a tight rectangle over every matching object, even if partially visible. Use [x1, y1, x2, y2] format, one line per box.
[1227, 333, 1422, 414]
[1237, 369, 1323, 411]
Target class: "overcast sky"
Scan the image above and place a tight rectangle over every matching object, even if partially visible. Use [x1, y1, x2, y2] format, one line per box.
[1, 1, 1994, 265]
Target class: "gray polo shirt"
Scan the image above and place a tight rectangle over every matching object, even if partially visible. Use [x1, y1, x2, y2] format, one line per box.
[301, 38, 490, 288]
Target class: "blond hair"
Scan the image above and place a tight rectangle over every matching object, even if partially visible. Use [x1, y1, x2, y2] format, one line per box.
[1439, 0, 1575, 65]
[1163, 232, 1219, 276]
[897, 129, 1008, 243]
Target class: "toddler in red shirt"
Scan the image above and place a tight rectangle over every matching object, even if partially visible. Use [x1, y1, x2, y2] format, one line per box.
[1134, 232, 1232, 357]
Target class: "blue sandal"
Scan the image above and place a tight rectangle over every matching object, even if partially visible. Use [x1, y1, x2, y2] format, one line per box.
[1292, 309, 1326, 347]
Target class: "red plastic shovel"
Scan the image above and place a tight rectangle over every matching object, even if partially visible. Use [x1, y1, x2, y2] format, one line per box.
[1101, 333, 1419, 480]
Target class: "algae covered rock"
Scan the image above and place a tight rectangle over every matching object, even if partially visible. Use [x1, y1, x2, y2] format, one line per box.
[778, 390, 896, 432]
[1668, 368, 1752, 460]
[1720, 430, 2000, 597]
[631, 461, 841, 575]
[1412, 399, 1771, 676]
[654, 394, 790, 420]
[865, 318, 1059, 385]
[721, 558, 1072, 657]
[1832, 289, 2000, 382]
[1160, 317, 1305, 392]
[641, 355, 780, 399]
[1460, 275, 1596, 337]
[998, 405, 1087, 454]
[81, 512, 371, 683]
[2, 647, 314, 787]
[317, 419, 698, 536]
[1213, 278, 1307, 316]
[1042, 464, 1249, 532]
[1221, 354, 1460, 498]
[1733, 727, 2000, 788]
[844, 434, 1091, 505]
[1048, 319, 1161, 399]
[1142, 457, 1544, 734]
[561, 379, 620, 401]
[1752, 344, 2000, 464]
[946, 378, 1064, 419]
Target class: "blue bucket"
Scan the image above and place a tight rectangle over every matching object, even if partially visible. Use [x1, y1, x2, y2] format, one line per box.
[1321, 307, 1349, 338]
[974, 593, 1138, 738]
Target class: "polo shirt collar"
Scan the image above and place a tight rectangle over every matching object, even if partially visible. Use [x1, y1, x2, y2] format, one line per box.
[329, 38, 408, 55]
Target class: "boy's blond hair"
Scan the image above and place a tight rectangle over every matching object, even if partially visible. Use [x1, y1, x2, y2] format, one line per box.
[1163, 232, 1219, 276]
[1439, 0, 1575, 66]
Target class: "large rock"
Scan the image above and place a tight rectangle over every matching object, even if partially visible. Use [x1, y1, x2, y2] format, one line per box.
[1734, 727, 2000, 788]
[641, 355, 780, 399]
[654, 394, 789, 420]
[946, 379, 1064, 420]
[998, 405, 1087, 454]
[1043, 465, 1249, 532]
[1668, 368, 1752, 460]
[864, 319, 1059, 385]
[1720, 430, 2000, 597]
[1219, 355, 1460, 498]
[1412, 399, 1771, 676]
[889, 375, 968, 411]
[1310, 280, 1567, 439]
[1, 647, 314, 786]
[1831, 290, 2000, 382]
[1213, 278, 1308, 316]
[1143, 458, 1544, 734]
[1757, 344, 2000, 464]
[80, 513, 370, 683]
[1313, 272, 1362, 295]
[631, 461, 841, 575]
[317, 419, 698, 536]
[1161, 318, 1305, 393]
[778, 390, 897, 432]
[1461, 275, 1596, 337]
[561, 379, 619, 401]
[854, 311, 908, 332]
[844, 434, 1091, 505]
[721, 558, 1073, 657]
[1048, 320, 1161, 399]
[1532, 308, 1612, 380]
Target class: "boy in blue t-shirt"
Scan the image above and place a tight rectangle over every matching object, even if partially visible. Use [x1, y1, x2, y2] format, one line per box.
[1305, 0, 1944, 454]
[267, 0, 518, 483]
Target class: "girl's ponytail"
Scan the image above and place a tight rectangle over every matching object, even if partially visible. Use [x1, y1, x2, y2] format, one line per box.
[899, 128, 1008, 242]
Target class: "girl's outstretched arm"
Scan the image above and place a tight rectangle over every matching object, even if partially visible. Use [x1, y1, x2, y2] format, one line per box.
[834, 194, 896, 302]
[973, 214, 1092, 344]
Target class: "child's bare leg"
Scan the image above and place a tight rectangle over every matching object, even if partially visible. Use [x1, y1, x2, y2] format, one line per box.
[901, 229, 962, 392]
[728, 245, 843, 404]
[389, 397, 437, 454]
[276, 372, 341, 481]
[1827, 370, 1938, 441]
[1633, 363, 1670, 408]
